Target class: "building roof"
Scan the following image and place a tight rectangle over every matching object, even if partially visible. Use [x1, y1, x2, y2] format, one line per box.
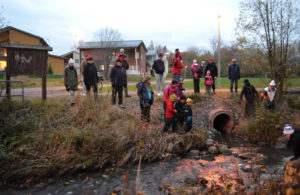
[60, 50, 79, 58]
[0, 42, 52, 51]
[0, 26, 50, 47]
[146, 50, 157, 56]
[78, 40, 147, 51]
[48, 54, 67, 60]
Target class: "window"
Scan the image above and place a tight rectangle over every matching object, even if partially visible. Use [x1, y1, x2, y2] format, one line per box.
[0, 48, 6, 57]
[81, 51, 86, 58]
[0, 60, 7, 70]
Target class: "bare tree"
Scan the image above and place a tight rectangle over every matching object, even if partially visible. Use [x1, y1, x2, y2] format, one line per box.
[236, 0, 300, 100]
[94, 27, 122, 79]
[148, 41, 155, 50]
[0, 5, 9, 28]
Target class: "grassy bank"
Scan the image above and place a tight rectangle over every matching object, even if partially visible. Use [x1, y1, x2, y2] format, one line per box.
[0, 96, 207, 188]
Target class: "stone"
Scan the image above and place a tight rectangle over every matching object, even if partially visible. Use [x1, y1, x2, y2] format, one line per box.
[284, 159, 300, 186]
[167, 143, 173, 153]
[208, 146, 219, 154]
[189, 150, 200, 156]
[200, 151, 207, 155]
[275, 136, 289, 149]
[217, 144, 229, 154]
[184, 175, 198, 185]
[241, 164, 252, 172]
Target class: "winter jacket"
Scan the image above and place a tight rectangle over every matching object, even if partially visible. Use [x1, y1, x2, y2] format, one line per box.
[172, 52, 183, 75]
[261, 87, 277, 107]
[163, 82, 176, 102]
[110, 64, 124, 87]
[165, 99, 176, 119]
[83, 62, 98, 86]
[175, 101, 186, 122]
[118, 52, 124, 62]
[152, 59, 165, 75]
[122, 60, 129, 85]
[64, 66, 78, 91]
[204, 62, 218, 77]
[137, 82, 154, 105]
[184, 104, 193, 122]
[191, 63, 203, 79]
[80, 59, 87, 75]
[228, 64, 240, 79]
[240, 83, 258, 104]
[204, 75, 214, 86]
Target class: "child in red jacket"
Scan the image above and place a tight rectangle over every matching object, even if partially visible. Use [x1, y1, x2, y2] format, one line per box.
[204, 70, 214, 95]
[162, 94, 178, 133]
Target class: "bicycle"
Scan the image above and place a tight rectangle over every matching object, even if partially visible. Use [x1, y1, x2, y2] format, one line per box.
[97, 73, 104, 91]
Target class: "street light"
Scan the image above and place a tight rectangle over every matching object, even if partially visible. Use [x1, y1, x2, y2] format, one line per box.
[217, 15, 221, 88]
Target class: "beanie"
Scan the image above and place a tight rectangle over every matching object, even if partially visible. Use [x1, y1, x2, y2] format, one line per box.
[85, 53, 90, 58]
[209, 58, 214, 61]
[86, 56, 93, 61]
[116, 59, 122, 63]
[186, 98, 192, 104]
[283, 124, 294, 135]
[270, 80, 276, 86]
[180, 95, 187, 100]
[170, 94, 177, 101]
[68, 58, 74, 64]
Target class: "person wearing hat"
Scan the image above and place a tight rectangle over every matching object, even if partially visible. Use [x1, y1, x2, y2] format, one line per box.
[191, 59, 203, 93]
[240, 79, 258, 117]
[261, 80, 277, 111]
[175, 95, 187, 125]
[152, 53, 165, 96]
[284, 123, 300, 160]
[118, 48, 125, 62]
[204, 58, 218, 94]
[184, 98, 193, 132]
[122, 55, 131, 97]
[136, 75, 154, 123]
[228, 58, 240, 93]
[64, 58, 78, 106]
[171, 49, 183, 82]
[163, 79, 178, 114]
[80, 53, 90, 96]
[162, 94, 178, 133]
[83, 56, 98, 99]
[110, 59, 125, 108]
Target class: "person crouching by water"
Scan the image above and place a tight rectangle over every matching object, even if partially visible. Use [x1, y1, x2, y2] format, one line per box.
[64, 58, 78, 107]
[261, 80, 277, 112]
[184, 98, 193, 132]
[83, 57, 98, 100]
[110, 59, 125, 108]
[137, 75, 154, 123]
[284, 123, 300, 161]
[163, 94, 178, 133]
[204, 70, 214, 95]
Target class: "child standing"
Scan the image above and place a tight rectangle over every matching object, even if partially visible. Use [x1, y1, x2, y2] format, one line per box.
[184, 98, 193, 132]
[204, 70, 214, 95]
[137, 76, 154, 122]
[175, 95, 187, 125]
[162, 94, 178, 133]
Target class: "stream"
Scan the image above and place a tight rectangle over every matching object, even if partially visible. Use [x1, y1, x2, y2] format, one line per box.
[3, 139, 293, 195]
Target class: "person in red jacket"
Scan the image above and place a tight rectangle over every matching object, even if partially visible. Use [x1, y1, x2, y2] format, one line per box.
[163, 80, 178, 114]
[117, 48, 125, 61]
[162, 94, 178, 133]
[172, 49, 183, 82]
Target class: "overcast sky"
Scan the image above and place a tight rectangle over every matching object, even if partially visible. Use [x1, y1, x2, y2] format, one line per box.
[1, 0, 241, 55]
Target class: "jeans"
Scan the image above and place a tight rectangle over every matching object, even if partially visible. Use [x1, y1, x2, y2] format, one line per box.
[193, 78, 200, 93]
[173, 74, 181, 82]
[81, 74, 86, 95]
[230, 79, 239, 92]
[112, 86, 123, 105]
[155, 73, 165, 93]
[140, 104, 151, 122]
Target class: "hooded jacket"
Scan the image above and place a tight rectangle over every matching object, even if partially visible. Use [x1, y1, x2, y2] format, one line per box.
[83, 62, 98, 86]
[172, 52, 183, 75]
[64, 66, 78, 91]
[165, 99, 176, 119]
[137, 82, 154, 105]
[163, 82, 176, 102]
[110, 64, 124, 87]
[152, 59, 165, 75]
[228, 64, 240, 79]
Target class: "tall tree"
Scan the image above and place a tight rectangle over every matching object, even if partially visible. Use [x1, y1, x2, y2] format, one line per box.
[94, 27, 122, 79]
[236, 0, 300, 100]
[148, 41, 155, 50]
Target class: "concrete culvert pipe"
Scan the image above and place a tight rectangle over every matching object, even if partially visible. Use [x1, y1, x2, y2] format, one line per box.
[209, 109, 234, 134]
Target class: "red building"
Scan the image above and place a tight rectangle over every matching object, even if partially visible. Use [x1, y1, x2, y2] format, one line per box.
[78, 40, 148, 75]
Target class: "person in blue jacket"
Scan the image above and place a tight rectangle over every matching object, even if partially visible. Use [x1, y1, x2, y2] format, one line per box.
[137, 75, 154, 122]
[228, 58, 240, 93]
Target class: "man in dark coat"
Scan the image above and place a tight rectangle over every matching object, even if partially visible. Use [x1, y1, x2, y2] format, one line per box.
[240, 79, 258, 117]
[152, 53, 165, 96]
[228, 58, 241, 93]
[83, 57, 98, 99]
[110, 59, 125, 108]
[122, 55, 131, 97]
[204, 58, 218, 94]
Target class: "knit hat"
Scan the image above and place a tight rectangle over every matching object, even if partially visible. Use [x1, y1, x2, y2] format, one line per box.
[283, 124, 294, 135]
[207, 70, 211, 74]
[120, 48, 124, 52]
[85, 53, 90, 58]
[209, 58, 214, 61]
[193, 59, 197, 64]
[116, 59, 122, 63]
[170, 94, 177, 101]
[159, 53, 163, 57]
[175, 48, 179, 52]
[270, 80, 276, 86]
[68, 58, 74, 64]
[186, 98, 192, 104]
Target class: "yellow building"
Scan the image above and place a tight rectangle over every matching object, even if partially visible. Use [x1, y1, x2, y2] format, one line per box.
[0, 26, 63, 74]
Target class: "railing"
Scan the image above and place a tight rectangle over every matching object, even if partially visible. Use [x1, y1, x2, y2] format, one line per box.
[0, 80, 24, 104]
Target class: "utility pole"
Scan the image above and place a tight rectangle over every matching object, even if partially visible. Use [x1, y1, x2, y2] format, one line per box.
[218, 15, 221, 88]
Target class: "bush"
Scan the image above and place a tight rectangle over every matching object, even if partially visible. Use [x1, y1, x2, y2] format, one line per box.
[47, 65, 53, 74]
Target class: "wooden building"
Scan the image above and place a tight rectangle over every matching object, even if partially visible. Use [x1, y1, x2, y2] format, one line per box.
[48, 54, 66, 75]
[78, 40, 148, 75]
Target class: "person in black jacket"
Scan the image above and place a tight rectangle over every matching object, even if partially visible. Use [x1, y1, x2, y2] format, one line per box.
[122, 55, 131, 98]
[204, 58, 218, 94]
[110, 59, 125, 108]
[175, 95, 186, 125]
[152, 53, 165, 96]
[285, 123, 300, 161]
[228, 59, 241, 93]
[240, 79, 258, 117]
[83, 57, 98, 99]
[137, 76, 154, 122]
[184, 98, 193, 132]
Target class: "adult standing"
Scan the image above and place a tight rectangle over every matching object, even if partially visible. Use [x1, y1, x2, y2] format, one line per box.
[228, 58, 241, 93]
[64, 58, 78, 106]
[191, 59, 204, 93]
[240, 79, 258, 117]
[152, 53, 165, 96]
[122, 55, 131, 97]
[204, 58, 218, 94]
[261, 80, 277, 111]
[80, 53, 89, 96]
[110, 59, 125, 108]
[83, 57, 98, 99]
[171, 49, 183, 82]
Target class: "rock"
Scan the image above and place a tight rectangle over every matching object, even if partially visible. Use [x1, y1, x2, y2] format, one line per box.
[217, 144, 229, 154]
[184, 175, 198, 185]
[275, 136, 289, 149]
[200, 151, 207, 155]
[112, 187, 122, 194]
[189, 150, 200, 156]
[206, 138, 215, 147]
[167, 143, 173, 153]
[284, 159, 300, 186]
[241, 164, 252, 172]
[208, 146, 218, 154]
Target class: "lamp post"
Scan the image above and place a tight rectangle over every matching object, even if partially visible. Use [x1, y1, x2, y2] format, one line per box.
[75, 34, 78, 51]
[217, 15, 221, 88]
